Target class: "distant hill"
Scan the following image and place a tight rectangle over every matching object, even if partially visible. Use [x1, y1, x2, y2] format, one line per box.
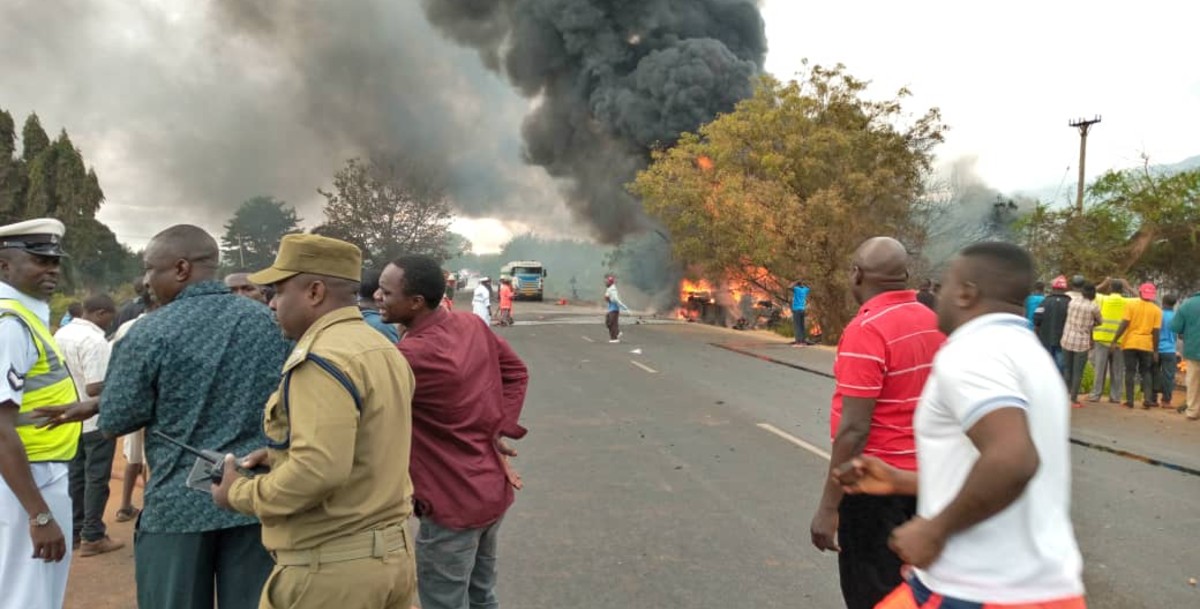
[1016, 153, 1200, 206]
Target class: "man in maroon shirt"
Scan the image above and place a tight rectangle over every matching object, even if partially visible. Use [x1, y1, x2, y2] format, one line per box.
[809, 237, 945, 609]
[378, 254, 529, 609]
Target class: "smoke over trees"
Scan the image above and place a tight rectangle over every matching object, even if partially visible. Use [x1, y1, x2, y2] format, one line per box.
[421, 0, 767, 243]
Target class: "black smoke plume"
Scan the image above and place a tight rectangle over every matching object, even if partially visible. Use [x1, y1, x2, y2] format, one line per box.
[422, 0, 768, 243]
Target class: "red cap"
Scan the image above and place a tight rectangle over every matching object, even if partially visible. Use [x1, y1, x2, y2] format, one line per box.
[1051, 275, 1068, 290]
[1139, 282, 1157, 299]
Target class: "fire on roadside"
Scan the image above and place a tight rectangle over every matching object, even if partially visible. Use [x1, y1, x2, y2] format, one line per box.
[676, 272, 775, 325]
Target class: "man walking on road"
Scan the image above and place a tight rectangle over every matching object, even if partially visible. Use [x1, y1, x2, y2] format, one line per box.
[0, 219, 82, 608]
[1110, 283, 1162, 408]
[214, 234, 418, 608]
[378, 254, 529, 609]
[54, 294, 122, 556]
[604, 275, 628, 343]
[1173, 287, 1200, 420]
[791, 279, 812, 344]
[835, 241, 1085, 608]
[95, 225, 290, 609]
[810, 237, 944, 609]
[473, 277, 492, 326]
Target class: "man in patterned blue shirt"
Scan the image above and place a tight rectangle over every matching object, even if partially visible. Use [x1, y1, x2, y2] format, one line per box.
[99, 225, 289, 609]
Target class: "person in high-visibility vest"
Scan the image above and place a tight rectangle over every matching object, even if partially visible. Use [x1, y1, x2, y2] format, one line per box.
[0, 218, 84, 609]
[1088, 278, 1130, 403]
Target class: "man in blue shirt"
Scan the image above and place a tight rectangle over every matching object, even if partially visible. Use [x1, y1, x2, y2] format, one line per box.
[98, 225, 289, 609]
[360, 268, 399, 342]
[791, 279, 811, 346]
[1024, 280, 1045, 328]
[1156, 294, 1179, 409]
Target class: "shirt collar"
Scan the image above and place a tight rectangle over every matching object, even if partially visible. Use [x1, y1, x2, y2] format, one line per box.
[174, 280, 232, 301]
[403, 306, 448, 336]
[68, 317, 106, 335]
[856, 289, 917, 315]
[946, 312, 1029, 343]
[0, 280, 51, 325]
[285, 306, 364, 369]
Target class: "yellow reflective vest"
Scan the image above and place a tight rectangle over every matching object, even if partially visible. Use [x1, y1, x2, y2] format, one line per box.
[1093, 293, 1129, 344]
[0, 298, 80, 462]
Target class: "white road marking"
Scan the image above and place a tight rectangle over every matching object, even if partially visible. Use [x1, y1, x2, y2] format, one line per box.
[631, 360, 658, 374]
[581, 336, 595, 342]
[756, 423, 831, 461]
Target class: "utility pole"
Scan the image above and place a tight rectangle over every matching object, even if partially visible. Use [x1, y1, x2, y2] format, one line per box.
[1068, 116, 1102, 214]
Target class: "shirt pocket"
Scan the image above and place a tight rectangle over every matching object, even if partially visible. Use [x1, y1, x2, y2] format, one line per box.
[263, 389, 291, 450]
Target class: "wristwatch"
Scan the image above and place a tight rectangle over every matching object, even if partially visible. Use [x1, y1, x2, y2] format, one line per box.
[29, 512, 54, 527]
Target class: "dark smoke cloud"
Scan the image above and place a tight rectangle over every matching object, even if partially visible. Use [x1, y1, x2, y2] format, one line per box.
[422, 0, 767, 243]
[0, 0, 569, 247]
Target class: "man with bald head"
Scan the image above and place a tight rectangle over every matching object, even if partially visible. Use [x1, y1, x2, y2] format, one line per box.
[810, 236, 945, 609]
[92, 225, 290, 609]
[835, 242, 1084, 607]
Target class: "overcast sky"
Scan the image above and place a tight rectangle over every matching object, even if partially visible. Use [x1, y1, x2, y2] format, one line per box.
[762, 0, 1200, 194]
[3, 1, 1197, 253]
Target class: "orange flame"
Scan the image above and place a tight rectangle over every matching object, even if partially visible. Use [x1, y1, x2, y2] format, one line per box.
[697, 155, 715, 171]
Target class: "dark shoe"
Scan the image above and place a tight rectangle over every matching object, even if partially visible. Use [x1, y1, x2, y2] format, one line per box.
[79, 536, 124, 557]
[72, 537, 80, 551]
[1122, 402, 1134, 409]
[1178, 405, 1188, 414]
[1141, 402, 1155, 410]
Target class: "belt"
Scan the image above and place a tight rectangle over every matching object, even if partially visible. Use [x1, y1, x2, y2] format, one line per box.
[271, 524, 410, 568]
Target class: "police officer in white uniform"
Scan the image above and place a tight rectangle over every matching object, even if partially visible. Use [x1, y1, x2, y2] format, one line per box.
[0, 218, 83, 609]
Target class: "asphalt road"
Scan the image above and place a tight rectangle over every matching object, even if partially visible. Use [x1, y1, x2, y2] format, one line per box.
[493, 303, 1200, 608]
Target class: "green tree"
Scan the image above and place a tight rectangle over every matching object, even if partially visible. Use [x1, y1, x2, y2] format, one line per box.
[317, 155, 457, 266]
[0, 109, 22, 221]
[630, 65, 945, 340]
[1018, 160, 1200, 293]
[21, 114, 50, 164]
[220, 196, 302, 271]
[0, 107, 134, 291]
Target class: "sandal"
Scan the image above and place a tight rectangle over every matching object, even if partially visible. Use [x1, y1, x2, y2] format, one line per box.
[115, 506, 141, 523]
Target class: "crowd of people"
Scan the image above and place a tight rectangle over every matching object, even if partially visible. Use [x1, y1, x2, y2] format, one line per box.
[0, 218, 529, 609]
[1022, 275, 1197, 416]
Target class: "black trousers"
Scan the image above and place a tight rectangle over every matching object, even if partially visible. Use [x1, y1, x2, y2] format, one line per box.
[69, 430, 116, 542]
[838, 494, 917, 609]
[1124, 349, 1155, 405]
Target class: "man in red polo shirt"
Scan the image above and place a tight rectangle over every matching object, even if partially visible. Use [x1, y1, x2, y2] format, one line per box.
[377, 254, 529, 609]
[810, 236, 945, 609]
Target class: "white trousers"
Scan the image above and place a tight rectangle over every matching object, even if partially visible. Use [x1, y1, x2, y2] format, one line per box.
[0, 462, 72, 609]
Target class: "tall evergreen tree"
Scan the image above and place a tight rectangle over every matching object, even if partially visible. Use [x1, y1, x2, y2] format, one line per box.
[21, 113, 50, 163]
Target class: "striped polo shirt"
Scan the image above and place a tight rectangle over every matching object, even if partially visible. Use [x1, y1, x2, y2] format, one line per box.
[830, 290, 945, 470]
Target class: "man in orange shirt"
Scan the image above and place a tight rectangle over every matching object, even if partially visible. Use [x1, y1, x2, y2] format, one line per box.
[1111, 282, 1163, 408]
[498, 278, 514, 326]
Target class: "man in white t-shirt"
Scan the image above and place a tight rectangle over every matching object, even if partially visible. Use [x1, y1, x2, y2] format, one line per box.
[54, 294, 124, 556]
[835, 241, 1086, 608]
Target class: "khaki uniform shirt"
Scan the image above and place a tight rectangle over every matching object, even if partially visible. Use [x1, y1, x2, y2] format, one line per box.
[228, 306, 415, 551]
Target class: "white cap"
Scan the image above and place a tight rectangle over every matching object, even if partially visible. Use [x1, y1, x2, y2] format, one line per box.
[0, 218, 67, 257]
